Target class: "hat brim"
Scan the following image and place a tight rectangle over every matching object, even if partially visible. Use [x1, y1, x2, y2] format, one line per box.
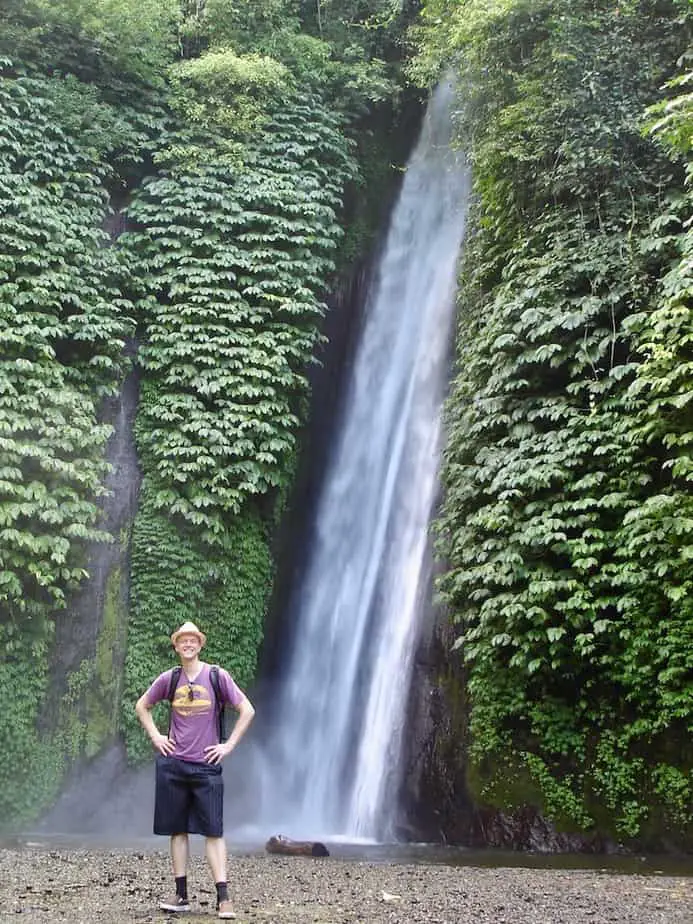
[171, 629, 207, 647]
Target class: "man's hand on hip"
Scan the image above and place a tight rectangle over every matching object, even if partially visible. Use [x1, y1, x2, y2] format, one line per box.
[203, 742, 233, 765]
[151, 732, 175, 756]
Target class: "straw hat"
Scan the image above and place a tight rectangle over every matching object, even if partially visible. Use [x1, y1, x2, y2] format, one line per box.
[171, 621, 207, 647]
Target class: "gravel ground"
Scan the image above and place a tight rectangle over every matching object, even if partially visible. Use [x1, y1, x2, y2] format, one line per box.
[1, 847, 692, 924]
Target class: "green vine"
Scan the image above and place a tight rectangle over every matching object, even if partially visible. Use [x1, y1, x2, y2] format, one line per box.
[0, 61, 146, 827]
[416, 0, 693, 843]
[0, 0, 406, 830]
[117, 83, 357, 545]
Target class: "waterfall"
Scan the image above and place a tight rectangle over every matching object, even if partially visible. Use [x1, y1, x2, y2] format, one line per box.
[253, 80, 470, 842]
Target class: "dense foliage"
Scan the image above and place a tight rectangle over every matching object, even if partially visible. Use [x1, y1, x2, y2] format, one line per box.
[2, 0, 690, 847]
[0, 61, 141, 823]
[119, 80, 359, 750]
[0, 0, 414, 827]
[123, 100, 354, 539]
[415, 0, 693, 841]
[0, 68, 136, 610]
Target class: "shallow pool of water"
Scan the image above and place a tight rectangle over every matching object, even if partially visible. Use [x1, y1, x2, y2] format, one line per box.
[4, 832, 690, 877]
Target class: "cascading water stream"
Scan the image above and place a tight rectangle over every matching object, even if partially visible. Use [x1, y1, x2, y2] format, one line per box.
[254, 80, 470, 842]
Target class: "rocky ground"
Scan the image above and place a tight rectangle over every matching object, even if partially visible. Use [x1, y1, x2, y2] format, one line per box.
[1, 846, 692, 924]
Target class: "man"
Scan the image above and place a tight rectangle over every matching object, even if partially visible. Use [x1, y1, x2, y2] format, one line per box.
[135, 621, 255, 919]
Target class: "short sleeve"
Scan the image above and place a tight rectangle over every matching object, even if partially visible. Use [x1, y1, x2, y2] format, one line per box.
[217, 668, 244, 708]
[145, 669, 173, 706]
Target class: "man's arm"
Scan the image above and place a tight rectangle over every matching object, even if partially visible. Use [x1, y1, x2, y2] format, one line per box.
[226, 694, 255, 752]
[204, 693, 255, 765]
[135, 692, 176, 756]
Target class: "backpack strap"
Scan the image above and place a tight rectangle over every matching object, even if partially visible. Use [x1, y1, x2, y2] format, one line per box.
[167, 666, 183, 702]
[166, 666, 182, 735]
[209, 665, 225, 742]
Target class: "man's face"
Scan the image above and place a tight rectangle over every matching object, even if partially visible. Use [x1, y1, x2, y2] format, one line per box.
[174, 633, 202, 660]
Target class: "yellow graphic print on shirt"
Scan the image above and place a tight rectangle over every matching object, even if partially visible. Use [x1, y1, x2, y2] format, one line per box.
[173, 683, 212, 718]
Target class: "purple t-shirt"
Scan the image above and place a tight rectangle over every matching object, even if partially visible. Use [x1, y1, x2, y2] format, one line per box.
[145, 663, 244, 763]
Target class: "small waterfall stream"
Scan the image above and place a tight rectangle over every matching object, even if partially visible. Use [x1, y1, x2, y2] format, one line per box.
[255, 82, 470, 842]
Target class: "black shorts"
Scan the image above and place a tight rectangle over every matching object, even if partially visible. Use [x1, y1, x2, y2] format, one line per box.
[153, 756, 224, 837]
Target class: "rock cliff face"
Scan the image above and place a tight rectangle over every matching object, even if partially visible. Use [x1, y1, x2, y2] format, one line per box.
[402, 608, 693, 853]
[261, 260, 374, 675]
[398, 608, 474, 844]
[38, 354, 141, 763]
[400, 614, 621, 853]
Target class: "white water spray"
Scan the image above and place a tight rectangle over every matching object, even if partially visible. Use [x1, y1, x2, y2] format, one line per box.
[255, 81, 470, 841]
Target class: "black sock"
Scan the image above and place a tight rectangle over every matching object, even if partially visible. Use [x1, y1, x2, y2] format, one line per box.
[175, 876, 188, 900]
[216, 881, 229, 904]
